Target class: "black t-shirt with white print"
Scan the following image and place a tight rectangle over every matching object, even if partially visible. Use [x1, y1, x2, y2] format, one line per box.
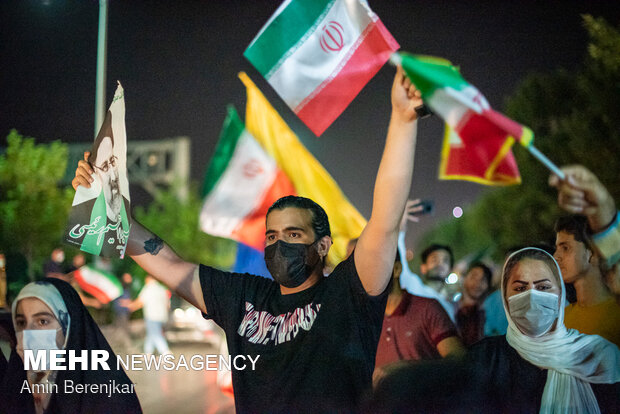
[199, 252, 388, 413]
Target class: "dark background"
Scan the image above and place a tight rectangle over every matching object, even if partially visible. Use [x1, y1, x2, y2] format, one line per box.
[2, 0, 619, 248]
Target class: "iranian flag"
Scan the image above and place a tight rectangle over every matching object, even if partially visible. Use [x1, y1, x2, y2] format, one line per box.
[397, 53, 532, 186]
[73, 265, 123, 304]
[200, 107, 296, 251]
[244, 0, 399, 136]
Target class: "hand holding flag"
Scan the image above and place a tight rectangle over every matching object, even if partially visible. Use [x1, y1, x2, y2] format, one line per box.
[391, 65, 424, 123]
[549, 165, 616, 231]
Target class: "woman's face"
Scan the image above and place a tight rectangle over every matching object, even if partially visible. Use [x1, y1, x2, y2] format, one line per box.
[14, 297, 65, 359]
[506, 258, 561, 302]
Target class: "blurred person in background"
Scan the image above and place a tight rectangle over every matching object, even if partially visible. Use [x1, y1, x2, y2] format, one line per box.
[455, 262, 492, 346]
[554, 215, 620, 347]
[373, 251, 465, 383]
[43, 248, 69, 282]
[124, 275, 171, 355]
[550, 164, 620, 297]
[112, 272, 138, 353]
[395, 201, 456, 320]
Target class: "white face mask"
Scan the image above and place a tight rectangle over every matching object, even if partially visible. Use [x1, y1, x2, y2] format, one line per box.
[17, 329, 61, 371]
[508, 289, 559, 337]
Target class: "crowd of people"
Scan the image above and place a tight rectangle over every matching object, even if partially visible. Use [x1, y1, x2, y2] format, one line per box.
[0, 67, 618, 413]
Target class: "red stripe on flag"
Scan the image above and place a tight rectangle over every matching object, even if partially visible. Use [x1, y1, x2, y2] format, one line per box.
[482, 109, 525, 143]
[232, 169, 296, 251]
[74, 270, 113, 304]
[295, 20, 399, 136]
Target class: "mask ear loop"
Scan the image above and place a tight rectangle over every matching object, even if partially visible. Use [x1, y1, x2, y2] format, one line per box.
[309, 238, 329, 271]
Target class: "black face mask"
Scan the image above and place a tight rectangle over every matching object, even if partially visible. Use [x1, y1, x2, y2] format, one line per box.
[264, 240, 321, 288]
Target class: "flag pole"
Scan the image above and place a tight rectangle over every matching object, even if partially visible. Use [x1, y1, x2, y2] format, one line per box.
[389, 52, 402, 67]
[525, 145, 565, 180]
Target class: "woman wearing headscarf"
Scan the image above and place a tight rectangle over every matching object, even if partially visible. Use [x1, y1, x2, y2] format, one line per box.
[468, 247, 620, 413]
[0, 278, 142, 414]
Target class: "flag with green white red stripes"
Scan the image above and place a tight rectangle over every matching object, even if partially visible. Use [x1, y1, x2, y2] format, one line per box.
[244, 0, 399, 136]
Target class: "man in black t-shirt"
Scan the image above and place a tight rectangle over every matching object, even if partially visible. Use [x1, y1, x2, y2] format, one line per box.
[72, 67, 424, 412]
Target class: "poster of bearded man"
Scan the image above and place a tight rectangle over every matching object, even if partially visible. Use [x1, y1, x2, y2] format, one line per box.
[65, 82, 131, 258]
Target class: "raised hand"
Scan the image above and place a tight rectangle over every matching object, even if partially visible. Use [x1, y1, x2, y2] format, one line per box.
[72, 151, 95, 191]
[391, 65, 424, 123]
[549, 165, 616, 232]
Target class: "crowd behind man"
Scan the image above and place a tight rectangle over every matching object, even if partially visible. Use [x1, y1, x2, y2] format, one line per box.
[2, 162, 620, 413]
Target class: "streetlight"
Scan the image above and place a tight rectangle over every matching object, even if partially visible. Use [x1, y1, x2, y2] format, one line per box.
[94, 0, 108, 137]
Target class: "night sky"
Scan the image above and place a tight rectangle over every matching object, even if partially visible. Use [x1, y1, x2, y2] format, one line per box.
[2, 1, 620, 249]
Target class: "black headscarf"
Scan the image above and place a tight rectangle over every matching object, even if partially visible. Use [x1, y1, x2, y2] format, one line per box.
[0, 278, 142, 413]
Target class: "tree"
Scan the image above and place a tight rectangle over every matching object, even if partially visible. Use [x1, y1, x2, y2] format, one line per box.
[0, 130, 74, 279]
[419, 16, 620, 264]
[130, 183, 237, 279]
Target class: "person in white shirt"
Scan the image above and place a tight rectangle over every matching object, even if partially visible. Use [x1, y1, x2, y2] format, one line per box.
[126, 275, 171, 355]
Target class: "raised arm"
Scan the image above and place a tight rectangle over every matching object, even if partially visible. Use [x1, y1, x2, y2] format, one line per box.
[354, 67, 422, 295]
[397, 199, 422, 278]
[125, 222, 205, 313]
[72, 153, 206, 313]
[398, 203, 457, 320]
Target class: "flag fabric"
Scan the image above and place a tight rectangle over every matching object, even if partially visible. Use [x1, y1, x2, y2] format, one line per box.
[73, 265, 122, 304]
[232, 242, 270, 278]
[200, 106, 296, 276]
[240, 72, 366, 266]
[398, 53, 533, 186]
[244, 0, 399, 136]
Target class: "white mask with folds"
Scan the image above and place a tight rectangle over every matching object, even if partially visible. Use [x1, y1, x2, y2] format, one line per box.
[508, 289, 559, 337]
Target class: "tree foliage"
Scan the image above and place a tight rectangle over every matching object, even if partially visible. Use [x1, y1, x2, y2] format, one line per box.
[131, 184, 237, 279]
[419, 16, 620, 263]
[0, 130, 74, 277]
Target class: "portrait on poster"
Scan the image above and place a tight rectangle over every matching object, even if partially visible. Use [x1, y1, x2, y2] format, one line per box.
[65, 84, 131, 258]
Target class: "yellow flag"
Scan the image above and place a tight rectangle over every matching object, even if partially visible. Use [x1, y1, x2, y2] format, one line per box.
[239, 72, 367, 267]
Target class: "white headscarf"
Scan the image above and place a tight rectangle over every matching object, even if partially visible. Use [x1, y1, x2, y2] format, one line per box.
[12, 281, 71, 349]
[502, 247, 620, 414]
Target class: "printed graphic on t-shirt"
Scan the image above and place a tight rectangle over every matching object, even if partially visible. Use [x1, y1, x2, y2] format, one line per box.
[237, 301, 321, 345]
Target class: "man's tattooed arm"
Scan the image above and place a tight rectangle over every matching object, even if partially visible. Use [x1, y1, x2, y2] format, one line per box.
[126, 221, 206, 313]
[144, 235, 164, 255]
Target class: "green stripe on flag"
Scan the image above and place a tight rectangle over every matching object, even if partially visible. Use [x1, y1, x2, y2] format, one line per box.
[400, 53, 470, 98]
[82, 192, 107, 255]
[201, 106, 246, 197]
[244, 0, 333, 77]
